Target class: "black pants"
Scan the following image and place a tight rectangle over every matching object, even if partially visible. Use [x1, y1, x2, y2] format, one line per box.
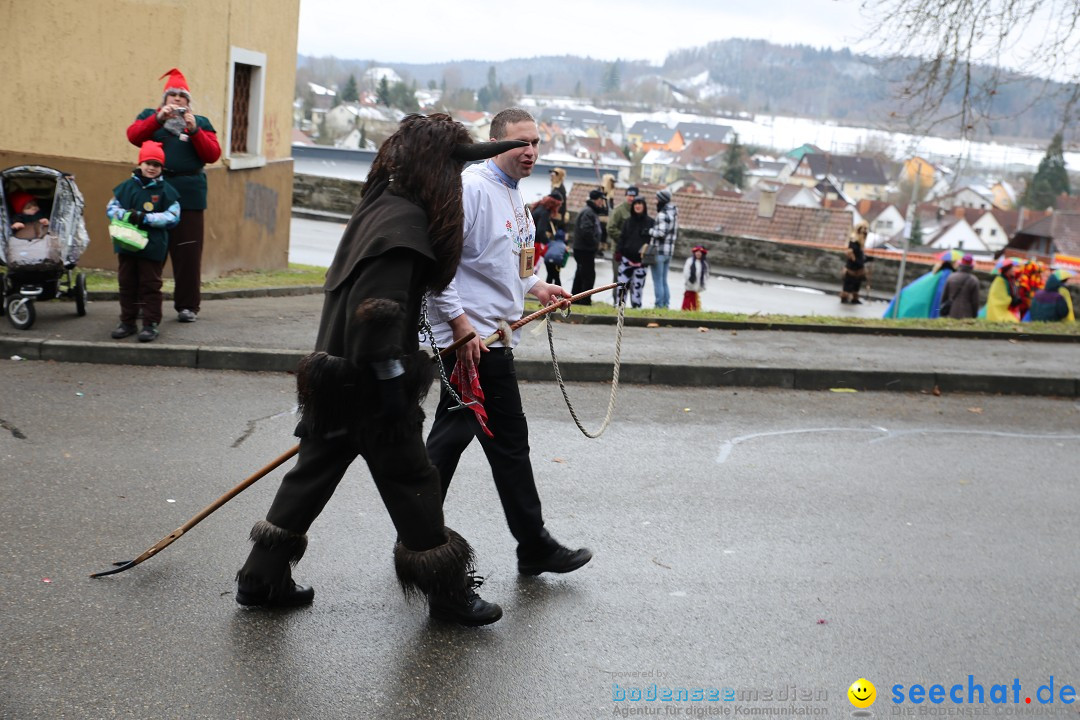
[544, 258, 562, 286]
[263, 428, 446, 552]
[426, 351, 555, 559]
[168, 209, 203, 313]
[116, 254, 164, 325]
[571, 248, 596, 304]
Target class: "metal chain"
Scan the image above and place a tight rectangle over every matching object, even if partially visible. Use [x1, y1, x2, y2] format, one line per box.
[547, 284, 627, 438]
[419, 295, 473, 411]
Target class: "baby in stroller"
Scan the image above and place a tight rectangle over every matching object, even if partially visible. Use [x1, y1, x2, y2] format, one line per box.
[1, 165, 91, 329]
[8, 192, 50, 238]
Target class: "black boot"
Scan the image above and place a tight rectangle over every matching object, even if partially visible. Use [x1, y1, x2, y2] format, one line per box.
[429, 572, 503, 627]
[236, 520, 314, 608]
[394, 527, 502, 627]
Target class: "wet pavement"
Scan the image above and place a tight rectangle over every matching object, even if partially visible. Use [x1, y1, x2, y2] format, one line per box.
[2, 362, 1079, 718]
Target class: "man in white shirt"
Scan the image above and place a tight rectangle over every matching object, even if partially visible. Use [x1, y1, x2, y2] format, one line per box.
[426, 107, 593, 576]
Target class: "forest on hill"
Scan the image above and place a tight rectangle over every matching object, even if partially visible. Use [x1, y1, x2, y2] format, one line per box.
[297, 37, 1074, 144]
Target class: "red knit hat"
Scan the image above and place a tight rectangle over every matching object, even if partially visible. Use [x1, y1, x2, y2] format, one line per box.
[138, 141, 166, 165]
[8, 191, 35, 215]
[159, 68, 192, 102]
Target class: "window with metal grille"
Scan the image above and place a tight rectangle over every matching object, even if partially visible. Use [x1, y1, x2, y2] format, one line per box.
[231, 64, 253, 155]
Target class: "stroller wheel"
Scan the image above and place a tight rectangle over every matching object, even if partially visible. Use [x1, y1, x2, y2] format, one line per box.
[74, 272, 88, 316]
[7, 297, 36, 330]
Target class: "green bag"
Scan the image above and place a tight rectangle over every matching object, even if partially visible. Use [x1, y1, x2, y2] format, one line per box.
[109, 217, 149, 251]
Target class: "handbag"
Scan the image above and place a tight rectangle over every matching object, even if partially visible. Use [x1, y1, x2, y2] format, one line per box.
[641, 243, 657, 267]
[109, 217, 149, 251]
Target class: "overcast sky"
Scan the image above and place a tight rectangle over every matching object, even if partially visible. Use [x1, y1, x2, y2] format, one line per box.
[297, 0, 873, 65]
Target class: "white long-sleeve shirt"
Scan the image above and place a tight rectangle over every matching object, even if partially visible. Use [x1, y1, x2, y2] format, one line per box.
[427, 161, 538, 348]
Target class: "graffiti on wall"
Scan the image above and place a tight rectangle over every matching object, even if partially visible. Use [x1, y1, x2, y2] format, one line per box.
[244, 182, 278, 234]
[263, 113, 280, 160]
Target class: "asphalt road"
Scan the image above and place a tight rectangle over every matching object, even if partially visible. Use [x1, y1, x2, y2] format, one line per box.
[2, 361, 1078, 718]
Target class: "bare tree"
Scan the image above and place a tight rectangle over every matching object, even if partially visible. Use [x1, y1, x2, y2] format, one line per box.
[862, 0, 1080, 138]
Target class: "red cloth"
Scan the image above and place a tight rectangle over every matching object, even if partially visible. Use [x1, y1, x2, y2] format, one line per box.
[449, 361, 494, 438]
[681, 290, 700, 311]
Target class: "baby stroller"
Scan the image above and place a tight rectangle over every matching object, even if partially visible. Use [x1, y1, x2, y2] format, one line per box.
[0, 165, 91, 330]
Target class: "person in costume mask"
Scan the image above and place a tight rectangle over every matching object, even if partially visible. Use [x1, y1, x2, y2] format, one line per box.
[235, 114, 525, 627]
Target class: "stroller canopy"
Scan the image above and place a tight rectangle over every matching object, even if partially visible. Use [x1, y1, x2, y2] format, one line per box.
[1, 165, 90, 267]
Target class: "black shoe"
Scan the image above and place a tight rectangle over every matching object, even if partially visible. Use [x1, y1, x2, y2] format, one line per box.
[178, 309, 198, 323]
[236, 578, 315, 608]
[850, 298, 862, 305]
[110, 322, 137, 339]
[519, 545, 593, 576]
[137, 323, 159, 343]
[429, 574, 503, 626]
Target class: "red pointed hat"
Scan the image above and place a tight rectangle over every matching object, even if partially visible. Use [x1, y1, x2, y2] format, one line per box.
[138, 141, 166, 165]
[159, 68, 191, 100]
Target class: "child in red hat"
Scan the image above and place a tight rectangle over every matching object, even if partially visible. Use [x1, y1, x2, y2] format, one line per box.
[681, 245, 709, 311]
[105, 140, 181, 342]
[8, 191, 50, 238]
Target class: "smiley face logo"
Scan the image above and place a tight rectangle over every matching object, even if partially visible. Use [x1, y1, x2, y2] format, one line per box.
[848, 678, 876, 708]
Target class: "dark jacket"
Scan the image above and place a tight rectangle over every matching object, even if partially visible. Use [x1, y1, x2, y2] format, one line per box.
[110, 173, 181, 261]
[941, 265, 981, 318]
[296, 189, 437, 440]
[532, 205, 556, 244]
[617, 212, 654, 264]
[1029, 275, 1069, 322]
[573, 202, 603, 253]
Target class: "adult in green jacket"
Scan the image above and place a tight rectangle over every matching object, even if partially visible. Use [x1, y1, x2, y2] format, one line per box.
[126, 68, 221, 324]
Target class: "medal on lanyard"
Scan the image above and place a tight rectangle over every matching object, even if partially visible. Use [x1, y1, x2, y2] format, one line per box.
[519, 245, 535, 278]
[505, 185, 535, 278]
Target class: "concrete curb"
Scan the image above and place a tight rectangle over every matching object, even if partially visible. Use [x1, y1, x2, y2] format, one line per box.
[10, 336, 1068, 397]
[513, 359, 1077, 396]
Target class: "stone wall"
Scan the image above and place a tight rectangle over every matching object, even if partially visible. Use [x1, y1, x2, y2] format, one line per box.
[293, 174, 1078, 304]
[293, 173, 363, 216]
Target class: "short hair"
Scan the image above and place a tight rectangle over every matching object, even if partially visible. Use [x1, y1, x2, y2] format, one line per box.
[490, 108, 535, 139]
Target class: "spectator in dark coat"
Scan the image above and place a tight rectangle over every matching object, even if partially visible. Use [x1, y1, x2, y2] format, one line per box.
[571, 189, 604, 304]
[941, 254, 981, 318]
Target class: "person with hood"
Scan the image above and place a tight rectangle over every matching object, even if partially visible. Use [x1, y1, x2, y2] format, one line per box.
[235, 114, 523, 627]
[982, 258, 1022, 322]
[681, 245, 709, 311]
[571, 189, 605, 304]
[884, 255, 956, 319]
[1028, 272, 1074, 322]
[649, 189, 678, 309]
[940, 254, 981, 319]
[615, 196, 652, 308]
[425, 107, 592, 581]
[126, 68, 221, 324]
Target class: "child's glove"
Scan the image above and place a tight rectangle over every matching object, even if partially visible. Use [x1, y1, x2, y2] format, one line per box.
[11, 222, 24, 231]
[124, 211, 146, 226]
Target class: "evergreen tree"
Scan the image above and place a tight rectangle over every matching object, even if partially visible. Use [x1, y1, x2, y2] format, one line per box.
[602, 62, 621, 94]
[526, 74, 533, 95]
[341, 74, 359, 103]
[1021, 132, 1070, 210]
[910, 215, 923, 245]
[376, 77, 391, 106]
[722, 133, 746, 189]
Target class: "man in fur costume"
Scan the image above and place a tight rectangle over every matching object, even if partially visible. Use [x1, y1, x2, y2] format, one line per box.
[235, 114, 525, 627]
